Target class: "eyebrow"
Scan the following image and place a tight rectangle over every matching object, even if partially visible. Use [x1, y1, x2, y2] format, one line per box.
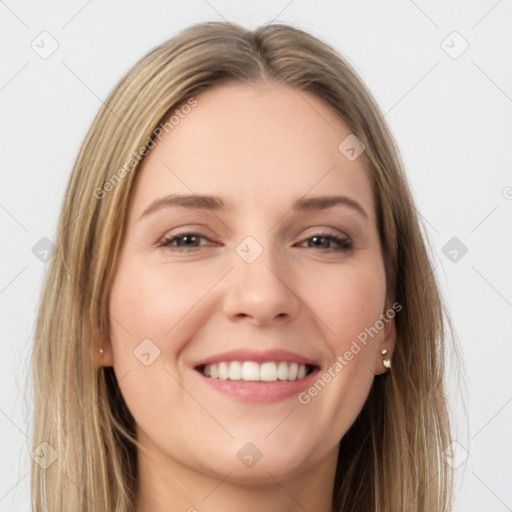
[139, 193, 368, 220]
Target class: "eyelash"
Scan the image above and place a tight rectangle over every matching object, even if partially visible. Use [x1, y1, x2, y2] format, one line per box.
[158, 232, 353, 252]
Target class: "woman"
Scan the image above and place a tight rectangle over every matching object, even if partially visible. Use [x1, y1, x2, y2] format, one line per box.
[31, 21, 454, 511]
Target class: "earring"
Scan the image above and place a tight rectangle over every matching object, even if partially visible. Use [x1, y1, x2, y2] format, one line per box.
[99, 347, 104, 354]
[381, 349, 391, 370]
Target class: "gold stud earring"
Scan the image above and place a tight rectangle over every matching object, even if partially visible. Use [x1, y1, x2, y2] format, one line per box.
[99, 347, 104, 354]
[381, 349, 391, 370]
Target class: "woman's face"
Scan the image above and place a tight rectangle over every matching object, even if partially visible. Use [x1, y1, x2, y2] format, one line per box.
[104, 81, 396, 483]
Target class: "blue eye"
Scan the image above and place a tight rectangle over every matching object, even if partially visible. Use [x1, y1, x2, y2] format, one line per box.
[159, 233, 210, 251]
[298, 234, 353, 252]
[159, 232, 352, 252]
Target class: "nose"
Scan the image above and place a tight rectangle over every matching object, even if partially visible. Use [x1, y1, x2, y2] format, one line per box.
[221, 243, 301, 326]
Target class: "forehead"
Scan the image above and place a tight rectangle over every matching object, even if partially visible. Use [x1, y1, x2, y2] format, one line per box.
[130, 81, 374, 221]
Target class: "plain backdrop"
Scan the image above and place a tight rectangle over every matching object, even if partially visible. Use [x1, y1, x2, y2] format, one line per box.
[1, 1, 511, 510]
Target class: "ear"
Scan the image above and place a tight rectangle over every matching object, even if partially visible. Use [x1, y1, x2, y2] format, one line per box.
[91, 323, 114, 367]
[374, 303, 398, 376]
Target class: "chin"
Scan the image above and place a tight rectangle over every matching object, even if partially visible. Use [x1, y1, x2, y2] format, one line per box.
[190, 436, 326, 484]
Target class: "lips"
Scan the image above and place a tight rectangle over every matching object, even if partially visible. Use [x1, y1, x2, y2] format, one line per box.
[194, 350, 320, 402]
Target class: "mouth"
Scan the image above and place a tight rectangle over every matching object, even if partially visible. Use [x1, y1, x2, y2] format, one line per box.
[191, 348, 321, 402]
[195, 361, 317, 382]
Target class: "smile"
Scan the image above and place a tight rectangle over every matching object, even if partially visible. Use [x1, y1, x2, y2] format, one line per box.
[200, 361, 314, 382]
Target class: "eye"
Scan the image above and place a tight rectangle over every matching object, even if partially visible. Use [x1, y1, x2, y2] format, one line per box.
[297, 233, 353, 252]
[158, 231, 353, 253]
[158, 232, 214, 251]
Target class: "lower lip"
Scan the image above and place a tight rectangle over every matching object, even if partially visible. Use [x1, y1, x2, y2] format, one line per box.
[194, 368, 320, 403]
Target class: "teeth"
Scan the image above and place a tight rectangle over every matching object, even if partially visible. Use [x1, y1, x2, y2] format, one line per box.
[260, 362, 277, 382]
[202, 361, 310, 382]
[242, 361, 260, 381]
[277, 361, 288, 380]
[228, 361, 242, 380]
[218, 362, 229, 380]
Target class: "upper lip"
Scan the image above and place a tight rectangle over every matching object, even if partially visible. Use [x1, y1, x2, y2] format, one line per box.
[193, 348, 320, 369]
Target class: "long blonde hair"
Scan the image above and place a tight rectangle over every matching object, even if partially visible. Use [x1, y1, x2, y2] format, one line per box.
[31, 21, 454, 511]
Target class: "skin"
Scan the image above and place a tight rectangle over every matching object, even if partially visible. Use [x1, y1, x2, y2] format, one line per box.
[96, 81, 396, 512]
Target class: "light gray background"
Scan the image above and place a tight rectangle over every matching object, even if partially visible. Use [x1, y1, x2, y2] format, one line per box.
[1, 1, 511, 510]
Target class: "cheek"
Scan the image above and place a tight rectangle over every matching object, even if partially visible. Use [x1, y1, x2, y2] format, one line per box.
[109, 255, 226, 349]
[302, 260, 386, 416]
[299, 263, 385, 426]
[107, 257, 217, 435]
[308, 262, 387, 353]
